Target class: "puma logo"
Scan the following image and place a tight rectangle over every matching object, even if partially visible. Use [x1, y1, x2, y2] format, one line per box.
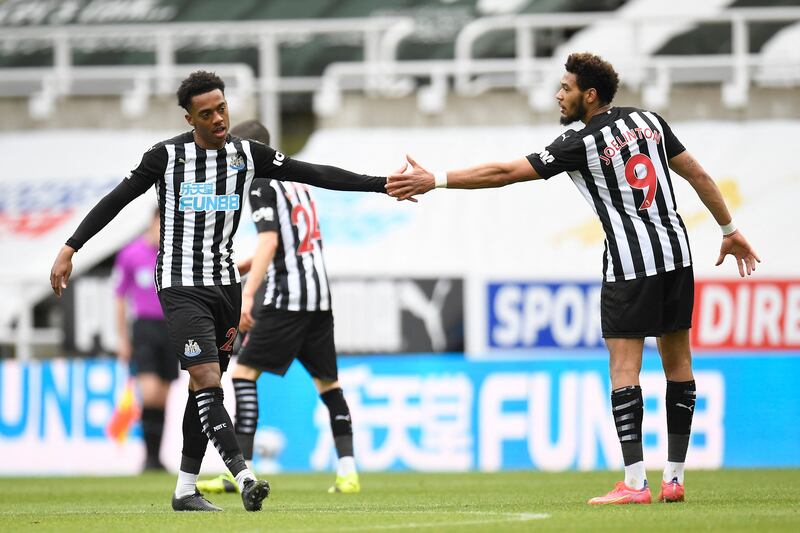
[676, 403, 694, 412]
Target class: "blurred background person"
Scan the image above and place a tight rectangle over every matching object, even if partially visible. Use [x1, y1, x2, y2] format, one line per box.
[114, 207, 177, 472]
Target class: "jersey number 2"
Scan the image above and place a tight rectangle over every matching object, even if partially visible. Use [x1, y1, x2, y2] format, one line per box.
[291, 201, 321, 253]
[220, 327, 237, 353]
[624, 153, 658, 210]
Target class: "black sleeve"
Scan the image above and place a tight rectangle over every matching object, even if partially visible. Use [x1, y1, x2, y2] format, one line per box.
[65, 146, 165, 251]
[525, 129, 585, 179]
[653, 113, 686, 159]
[250, 141, 386, 193]
[248, 180, 279, 233]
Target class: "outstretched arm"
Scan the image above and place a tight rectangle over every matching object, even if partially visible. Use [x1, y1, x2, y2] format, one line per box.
[386, 155, 540, 201]
[51, 146, 162, 297]
[251, 142, 416, 198]
[669, 151, 760, 277]
[50, 179, 147, 296]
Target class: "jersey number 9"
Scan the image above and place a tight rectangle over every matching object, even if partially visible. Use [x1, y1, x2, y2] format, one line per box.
[624, 153, 658, 210]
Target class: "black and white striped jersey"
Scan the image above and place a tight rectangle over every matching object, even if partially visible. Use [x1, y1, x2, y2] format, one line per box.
[68, 131, 387, 291]
[248, 180, 331, 311]
[138, 132, 255, 290]
[527, 107, 692, 282]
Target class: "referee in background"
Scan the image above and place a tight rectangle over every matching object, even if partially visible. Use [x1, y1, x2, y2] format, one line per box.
[113, 207, 177, 472]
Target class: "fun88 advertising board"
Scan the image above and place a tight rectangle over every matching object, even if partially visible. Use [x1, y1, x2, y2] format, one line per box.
[268, 355, 798, 472]
[1, 354, 799, 474]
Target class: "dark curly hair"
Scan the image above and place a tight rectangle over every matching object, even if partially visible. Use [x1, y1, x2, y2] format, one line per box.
[176, 70, 225, 111]
[231, 119, 270, 145]
[565, 53, 619, 105]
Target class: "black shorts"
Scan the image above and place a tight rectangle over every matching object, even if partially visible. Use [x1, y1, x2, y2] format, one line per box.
[601, 266, 694, 338]
[238, 308, 338, 381]
[130, 318, 178, 381]
[158, 284, 241, 372]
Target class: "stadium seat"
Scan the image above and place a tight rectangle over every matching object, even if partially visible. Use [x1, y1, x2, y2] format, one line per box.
[656, 0, 800, 55]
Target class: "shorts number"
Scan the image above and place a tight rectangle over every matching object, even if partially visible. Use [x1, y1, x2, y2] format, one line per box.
[220, 327, 237, 353]
[624, 153, 658, 210]
[291, 200, 321, 253]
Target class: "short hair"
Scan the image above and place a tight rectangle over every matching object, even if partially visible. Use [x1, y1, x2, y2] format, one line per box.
[231, 120, 271, 145]
[176, 70, 225, 111]
[564, 53, 619, 105]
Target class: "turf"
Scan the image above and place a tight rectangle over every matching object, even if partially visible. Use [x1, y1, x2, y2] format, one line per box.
[0, 470, 798, 532]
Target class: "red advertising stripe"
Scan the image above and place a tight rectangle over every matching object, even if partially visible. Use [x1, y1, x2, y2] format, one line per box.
[692, 280, 800, 350]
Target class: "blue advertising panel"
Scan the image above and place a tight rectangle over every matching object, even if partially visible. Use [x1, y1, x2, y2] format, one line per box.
[487, 281, 603, 349]
[255, 352, 799, 471]
[1, 353, 798, 474]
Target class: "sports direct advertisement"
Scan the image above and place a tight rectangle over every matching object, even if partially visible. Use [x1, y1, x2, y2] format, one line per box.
[1, 354, 798, 475]
[483, 279, 800, 352]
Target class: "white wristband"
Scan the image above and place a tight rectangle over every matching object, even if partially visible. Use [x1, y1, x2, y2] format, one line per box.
[433, 170, 448, 189]
[720, 221, 737, 236]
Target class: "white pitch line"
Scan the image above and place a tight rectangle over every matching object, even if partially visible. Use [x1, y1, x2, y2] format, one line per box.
[278, 512, 551, 532]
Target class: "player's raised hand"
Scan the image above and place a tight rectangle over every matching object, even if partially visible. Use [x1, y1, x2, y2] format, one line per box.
[716, 230, 760, 277]
[50, 246, 75, 297]
[386, 154, 434, 201]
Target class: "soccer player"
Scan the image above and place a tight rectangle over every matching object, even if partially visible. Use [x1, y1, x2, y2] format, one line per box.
[197, 120, 360, 496]
[386, 52, 760, 504]
[50, 71, 388, 512]
[114, 207, 177, 472]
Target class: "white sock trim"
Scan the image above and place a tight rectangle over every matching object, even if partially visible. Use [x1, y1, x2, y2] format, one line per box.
[624, 461, 647, 490]
[663, 461, 685, 484]
[235, 469, 256, 492]
[175, 470, 198, 498]
[337, 456, 356, 477]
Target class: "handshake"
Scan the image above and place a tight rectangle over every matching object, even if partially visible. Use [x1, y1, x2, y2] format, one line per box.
[385, 155, 438, 203]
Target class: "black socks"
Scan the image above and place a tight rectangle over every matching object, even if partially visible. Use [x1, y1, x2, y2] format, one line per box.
[141, 407, 165, 467]
[666, 380, 696, 463]
[195, 387, 248, 477]
[321, 387, 354, 458]
[611, 385, 644, 466]
[180, 389, 208, 475]
[233, 378, 259, 461]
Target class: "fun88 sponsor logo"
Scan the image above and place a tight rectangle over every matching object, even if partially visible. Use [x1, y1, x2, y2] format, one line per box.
[488, 281, 603, 349]
[179, 182, 240, 212]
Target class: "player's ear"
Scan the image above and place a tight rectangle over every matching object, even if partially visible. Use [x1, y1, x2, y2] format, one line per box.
[585, 87, 597, 105]
[185, 113, 194, 127]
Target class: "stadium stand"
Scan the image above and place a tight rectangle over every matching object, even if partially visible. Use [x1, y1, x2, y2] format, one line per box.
[1, 0, 799, 134]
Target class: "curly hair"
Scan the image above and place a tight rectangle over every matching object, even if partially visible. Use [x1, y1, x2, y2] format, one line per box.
[176, 70, 225, 111]
[564, 53, 619, 105]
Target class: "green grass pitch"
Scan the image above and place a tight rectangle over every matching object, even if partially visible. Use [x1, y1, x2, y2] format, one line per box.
[1, 470, 798, 532]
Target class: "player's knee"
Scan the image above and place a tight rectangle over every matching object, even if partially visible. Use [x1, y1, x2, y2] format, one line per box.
[609, 358, 641, 376]
[188, 362, 222, 390]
